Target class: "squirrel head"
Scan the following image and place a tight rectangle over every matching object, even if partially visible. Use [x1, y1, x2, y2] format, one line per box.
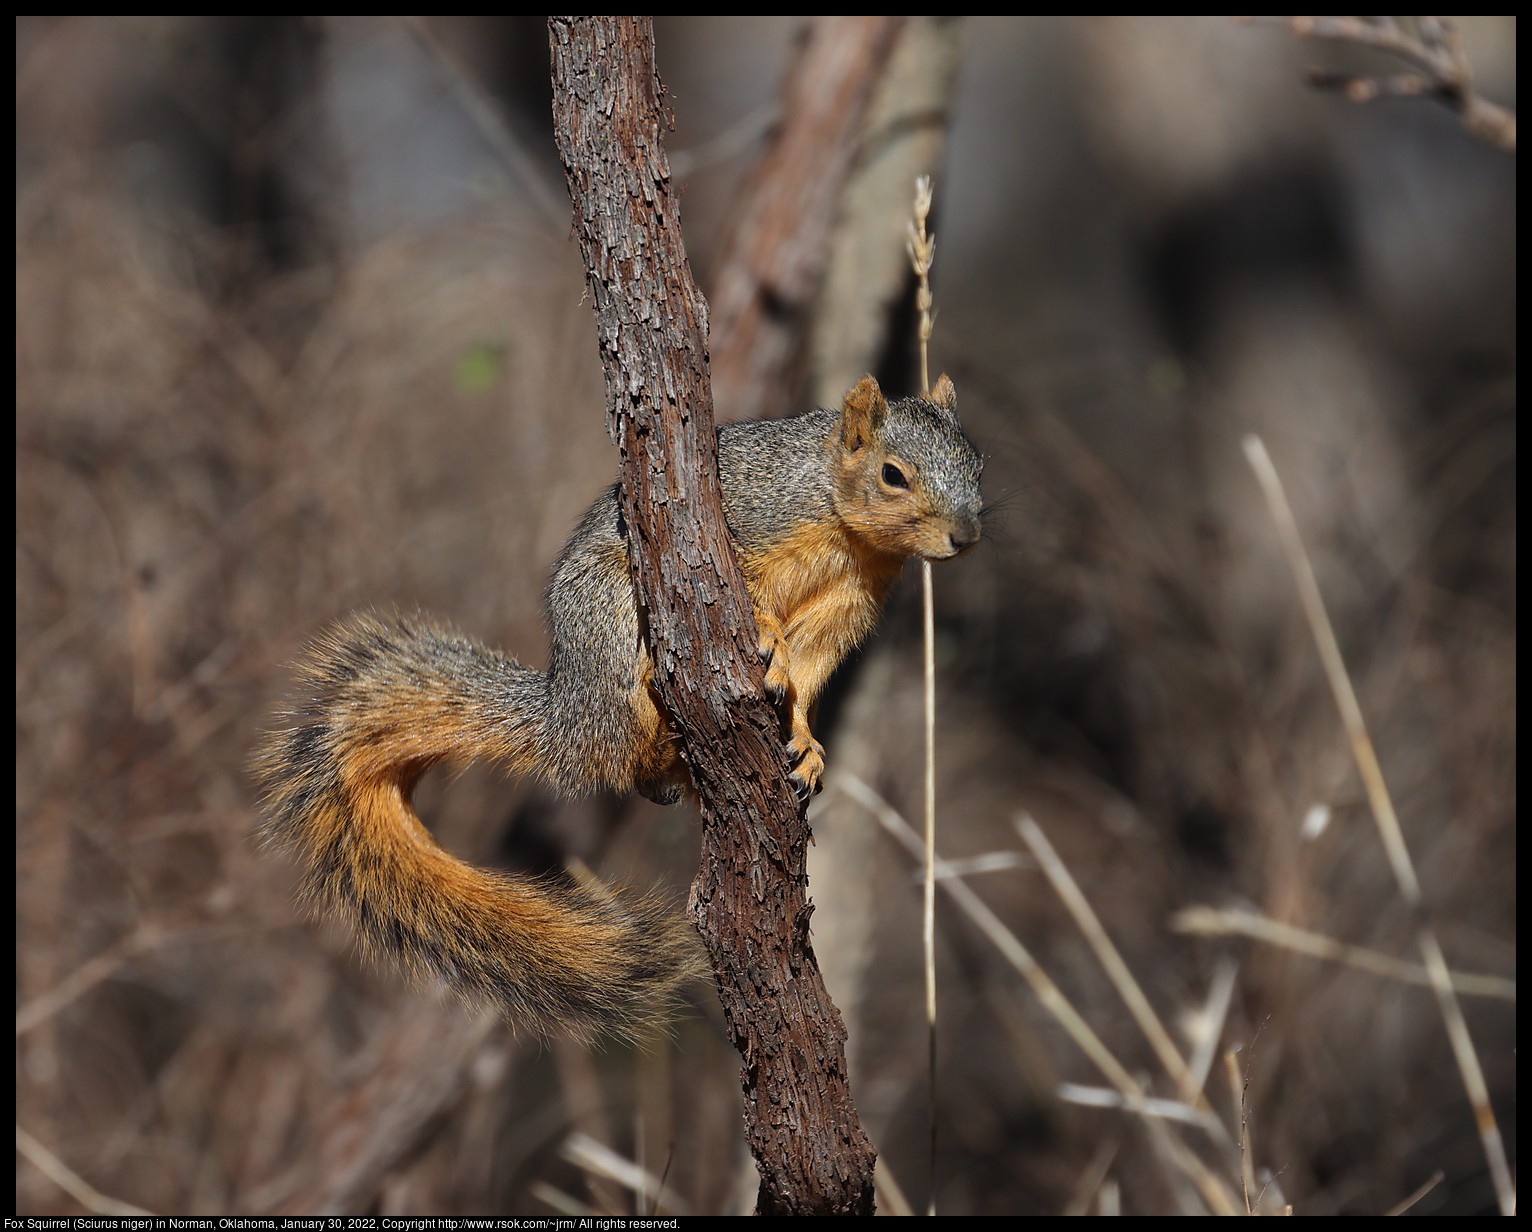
[833, 374, 983, 561]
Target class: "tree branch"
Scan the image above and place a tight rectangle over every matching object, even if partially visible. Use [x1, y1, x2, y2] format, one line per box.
[709, 16, 904, 422]
[1279, 16, 1516, 152]
[548, 16, 876, 1215]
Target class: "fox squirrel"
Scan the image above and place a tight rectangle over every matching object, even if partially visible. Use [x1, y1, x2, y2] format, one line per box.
[256, 374, 983, 1037]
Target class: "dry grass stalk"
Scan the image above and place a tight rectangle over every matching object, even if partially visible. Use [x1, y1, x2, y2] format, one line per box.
[1243, 433, 1515, 1216]
[1384, 1169, 1446, 1217]
[1016, 814, 1216, 1116]
[15, 1127, 154, 1218]
[1064, 1136, 1121, 1216]
[872, 1155, 916, 1217]
[905, 173, 936, 396]
[1184, 958, 1240, 1102]
[906, 172, 941, 1214]
[1056, 1084, 1212, 1127]
[559, 1130, 692, 1216]
[833, 772, 1242, 1216]
[1172, 905, 1515, 1002]
[1224, 1048, 1257, 1215]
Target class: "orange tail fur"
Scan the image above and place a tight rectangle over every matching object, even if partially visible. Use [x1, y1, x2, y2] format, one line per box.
[255, 613, 702, 1038]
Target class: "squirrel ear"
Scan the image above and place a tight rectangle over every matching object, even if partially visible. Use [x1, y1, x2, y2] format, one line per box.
[930, 373, 957, 411]
[840, 375, 887, 452]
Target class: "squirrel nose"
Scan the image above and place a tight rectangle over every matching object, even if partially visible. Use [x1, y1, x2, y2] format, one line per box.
[947, 516, 981, 554]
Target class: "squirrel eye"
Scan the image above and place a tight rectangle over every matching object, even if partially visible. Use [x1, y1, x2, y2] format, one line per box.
[882, 462, 909, 489]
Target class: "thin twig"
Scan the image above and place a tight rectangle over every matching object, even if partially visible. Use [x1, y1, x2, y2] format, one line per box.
[1243, 434, 1515, 1216]
[16, 1125, 154, 1217]
[396, 16, 568, 225]
[1172, 905, 1515, 1001]
[16, 923, 240, 1037]
[1276, 16, 1515, 151]
[667, 104, 779, 179]
[1224, 1049, 1255, 1217]
[1385, 1169, 1446, 1217]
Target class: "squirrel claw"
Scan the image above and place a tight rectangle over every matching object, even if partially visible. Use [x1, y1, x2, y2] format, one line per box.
[789, 768, 819, 806]
[759, 626, 792, 707]
[761, 657, 791, 707]
[787, 737, 825, 804]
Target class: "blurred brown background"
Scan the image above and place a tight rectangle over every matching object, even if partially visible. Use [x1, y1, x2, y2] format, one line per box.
[16, 16, 1514, 1216]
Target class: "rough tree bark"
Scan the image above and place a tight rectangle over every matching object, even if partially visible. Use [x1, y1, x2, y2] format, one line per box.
[549, 16, 878, 1216]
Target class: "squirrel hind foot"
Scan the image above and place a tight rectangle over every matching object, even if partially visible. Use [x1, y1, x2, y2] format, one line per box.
[637, 776, 687, 806]
[786, 737, 826, 803]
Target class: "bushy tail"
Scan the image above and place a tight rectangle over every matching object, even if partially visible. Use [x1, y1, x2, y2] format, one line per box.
[254, 613, 703, 1038]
